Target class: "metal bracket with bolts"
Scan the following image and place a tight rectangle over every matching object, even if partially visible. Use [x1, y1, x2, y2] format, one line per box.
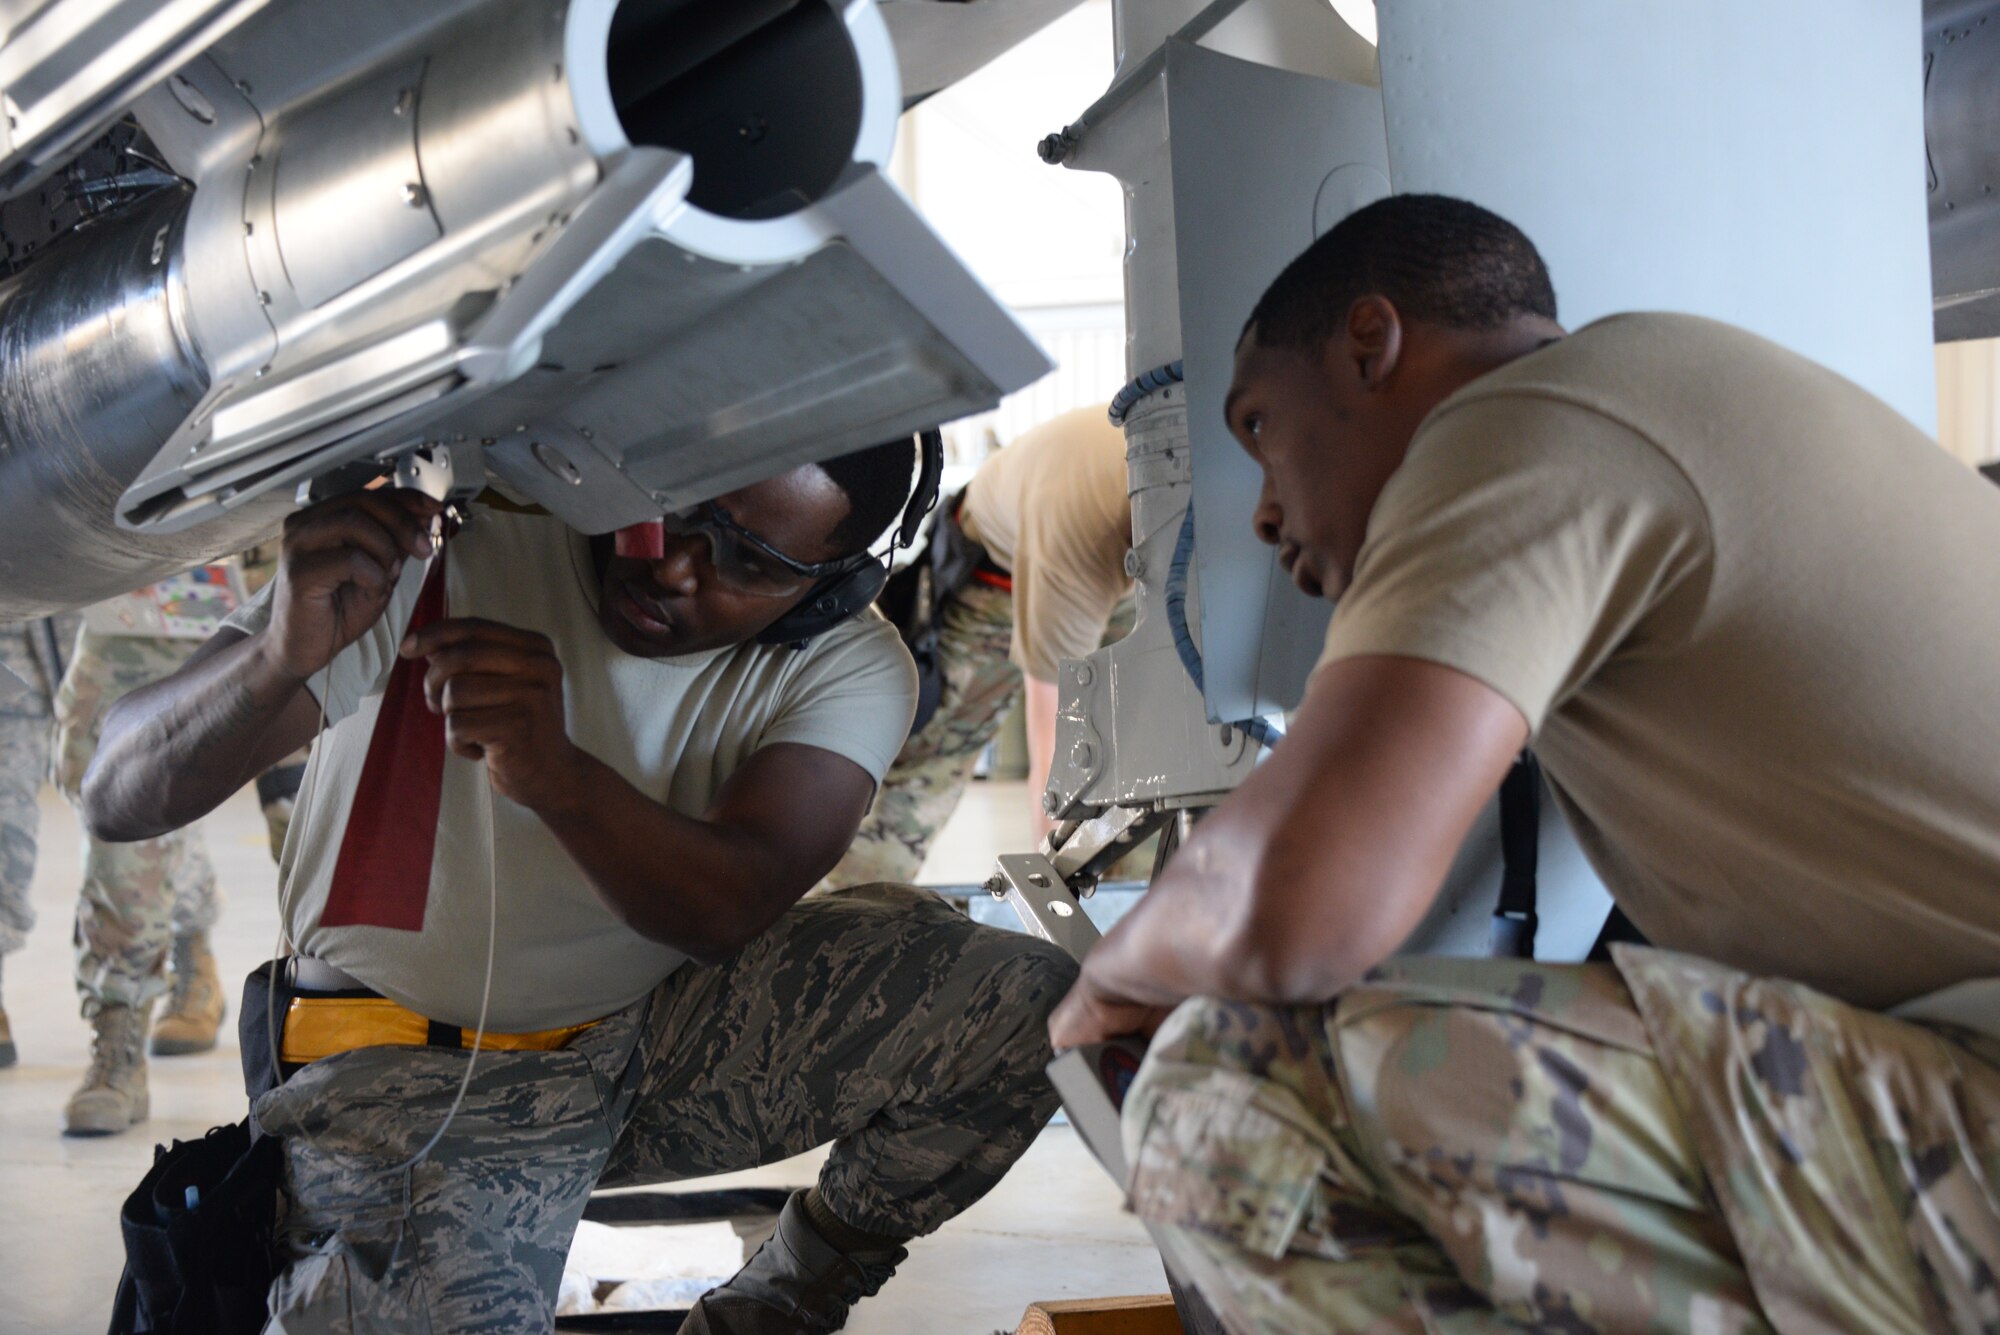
[990, 852, 1103, 962]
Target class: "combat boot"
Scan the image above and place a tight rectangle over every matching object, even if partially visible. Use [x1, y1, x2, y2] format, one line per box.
[151, 930, 225, 1056]
[0, 955, 14, 1068]
[63, 1002, 151, 1135]
[682, 1192, 905, 1334]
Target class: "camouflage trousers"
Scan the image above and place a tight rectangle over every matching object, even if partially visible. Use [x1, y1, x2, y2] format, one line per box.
[1127, 947, 2000, 1334]
[822, 581, 1021, 889]
[253, 883, 1079, 1333]
[0, 615, 79, 957]
[55, 627, 219, 1015]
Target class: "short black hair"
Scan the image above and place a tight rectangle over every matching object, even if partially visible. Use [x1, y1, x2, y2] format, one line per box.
[1247, 194, 1557, 351]
[817, 436, 917, 555]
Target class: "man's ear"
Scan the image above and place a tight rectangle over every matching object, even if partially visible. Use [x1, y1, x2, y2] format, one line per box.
[1334, 295, 1404, 390]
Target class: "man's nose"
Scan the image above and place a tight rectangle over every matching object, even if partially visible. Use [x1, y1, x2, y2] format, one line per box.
[1252, 492, 1283, 547]
[647, 533, 704, 597]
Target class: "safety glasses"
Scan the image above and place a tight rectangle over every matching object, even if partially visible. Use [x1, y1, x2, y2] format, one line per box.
[617, 502, 839, 598]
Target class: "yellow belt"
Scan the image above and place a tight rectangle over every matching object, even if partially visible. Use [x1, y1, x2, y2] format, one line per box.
[280, 995, 601, 1065]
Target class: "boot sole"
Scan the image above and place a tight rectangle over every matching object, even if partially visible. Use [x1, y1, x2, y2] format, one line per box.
[150, 1034, 219, 1056]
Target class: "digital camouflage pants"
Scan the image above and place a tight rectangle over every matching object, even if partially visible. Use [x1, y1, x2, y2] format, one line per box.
[254, 883, 1079, 1334]
[54, 627, 219, 1015]
[0, 616, 75, 959]
[822, 581, 1020, 889]
[822, 585, 1136, 890]
[1128, 947, 2000, 1334]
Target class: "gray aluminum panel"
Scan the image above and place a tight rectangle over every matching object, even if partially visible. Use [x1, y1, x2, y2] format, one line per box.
[1165, 37, 1388, 721]
[0, 0, 267, 199]
[272, 59, 439, 308]
[1378, 0, 1937, 433]
[880, 0, 1087, 104]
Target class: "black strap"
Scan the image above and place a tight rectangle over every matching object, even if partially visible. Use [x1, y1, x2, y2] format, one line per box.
[1490, 751, 1541, 959]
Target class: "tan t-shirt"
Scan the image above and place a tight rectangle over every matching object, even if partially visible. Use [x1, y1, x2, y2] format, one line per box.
[227, 503, 917, 1030]
[959, 405, 1133, 682]
[1321, 312, 2000, 1009]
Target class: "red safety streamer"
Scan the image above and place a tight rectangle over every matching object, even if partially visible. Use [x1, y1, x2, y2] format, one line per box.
[615, 520, 665, 560]
[319, 551, 449, 931]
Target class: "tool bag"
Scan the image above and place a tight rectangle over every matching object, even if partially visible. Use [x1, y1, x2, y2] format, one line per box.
[874, 489, 993, 737]
[105, 1119, 281, 1335]
[107, 964, 295, 1334]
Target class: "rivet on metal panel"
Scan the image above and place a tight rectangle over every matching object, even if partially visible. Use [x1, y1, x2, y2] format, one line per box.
[393, 88, 415, 117]
[1124, 549, 1142, 578]
[532, 441, 583, 486]
[1074, 662, 1093, 686]
[403, 182, 427, 209]
[257, 291, 271, 306]
[255, 365, 270, 378]
[170, 76, 216, 126]
[243, 221, 253, 236]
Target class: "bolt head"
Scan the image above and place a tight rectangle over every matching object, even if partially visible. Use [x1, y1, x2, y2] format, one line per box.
[1042, 790, 1059, 815]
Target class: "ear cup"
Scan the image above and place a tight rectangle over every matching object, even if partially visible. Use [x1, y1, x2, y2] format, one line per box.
[755, 559, 888, 646]
[753, 433, 939, 647]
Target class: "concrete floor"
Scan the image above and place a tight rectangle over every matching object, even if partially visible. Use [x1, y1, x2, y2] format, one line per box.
[0, 779, 1165, 1334]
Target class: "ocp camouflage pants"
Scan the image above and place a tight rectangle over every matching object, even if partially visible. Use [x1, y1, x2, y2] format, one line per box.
[55, 627, 219, 1014]
[1, 615, 78, 958]
[254, 884, 1079, 1334]
[1128, 949, 2000, 1334]
[821, 581, 1020, 888]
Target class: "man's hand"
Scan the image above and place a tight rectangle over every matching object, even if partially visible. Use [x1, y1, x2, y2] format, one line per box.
[1048, 968, 1175, 1052]
[402, 617, 583, 811]
[265, 490, 444, 681]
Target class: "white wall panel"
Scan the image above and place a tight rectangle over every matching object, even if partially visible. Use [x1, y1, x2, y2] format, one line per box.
[1378, 0, 1937, 433]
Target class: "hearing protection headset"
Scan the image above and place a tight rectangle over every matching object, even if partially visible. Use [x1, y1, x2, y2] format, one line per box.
[753, 429, 944, 647]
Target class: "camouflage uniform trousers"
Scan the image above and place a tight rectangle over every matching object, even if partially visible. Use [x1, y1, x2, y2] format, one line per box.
[55, 626, 219, 1015]
[0, 616, 76, 958]
[822, 587, 1138, 891]
[1126, 947, 2000, 1334]
[822, 580, 1020, 889]
[253, 883, 1079, 1333]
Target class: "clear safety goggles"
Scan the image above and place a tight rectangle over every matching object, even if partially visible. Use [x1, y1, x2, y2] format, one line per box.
[614, 502, 838, 598]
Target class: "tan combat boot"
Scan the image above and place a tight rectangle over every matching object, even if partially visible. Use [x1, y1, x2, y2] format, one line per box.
[151, 931, 225, 1056]
[63, 1002, 151, 1136]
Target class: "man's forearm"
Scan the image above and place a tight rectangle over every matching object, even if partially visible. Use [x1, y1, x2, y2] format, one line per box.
[82, 630, 316, 841]
[532, 750, 795, 964]
[1079, 818, 1302, 1010]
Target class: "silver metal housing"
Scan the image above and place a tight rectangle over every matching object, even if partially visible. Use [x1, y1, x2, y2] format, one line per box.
[0, 0, 1052, 616]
